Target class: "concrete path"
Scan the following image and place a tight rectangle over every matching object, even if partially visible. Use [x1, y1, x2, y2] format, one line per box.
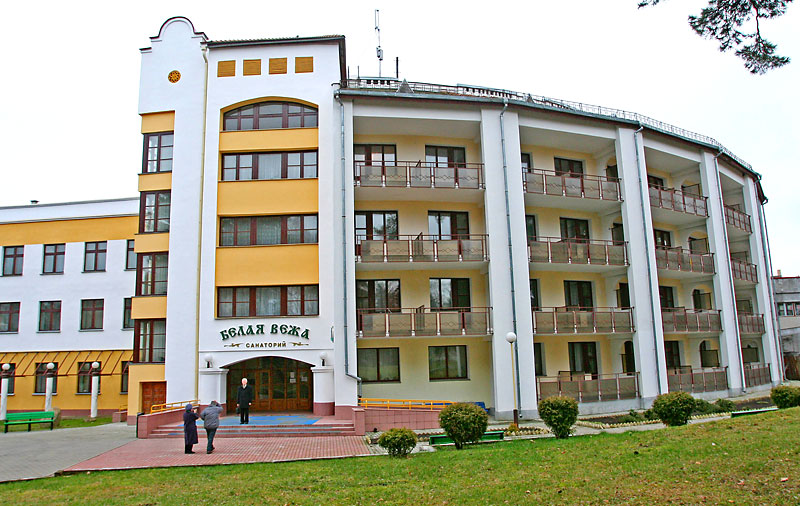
[0, 423, 136, 482]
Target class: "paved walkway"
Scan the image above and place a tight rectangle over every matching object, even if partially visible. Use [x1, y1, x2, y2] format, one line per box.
[0, 423, 136, 482]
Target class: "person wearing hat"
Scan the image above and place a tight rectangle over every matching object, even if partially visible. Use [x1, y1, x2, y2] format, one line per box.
[183, 403, 199, 454]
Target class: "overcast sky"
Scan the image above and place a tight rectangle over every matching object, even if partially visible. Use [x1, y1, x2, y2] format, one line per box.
[1, 0, 797, 274]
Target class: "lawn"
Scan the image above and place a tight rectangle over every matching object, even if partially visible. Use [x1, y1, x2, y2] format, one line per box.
[3, 416, 113, 433]
[2, 409, 799, 505]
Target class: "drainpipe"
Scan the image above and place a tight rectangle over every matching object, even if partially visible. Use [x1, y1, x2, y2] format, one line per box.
[758, 202, 784, 381]
[632, 126, 664, 392]
[499, 99, 521, 416]
[194, 45, 210, 400]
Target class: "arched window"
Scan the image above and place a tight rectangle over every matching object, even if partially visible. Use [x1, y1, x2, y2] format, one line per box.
[699, 340, 719, 368]
[223, 101, 318, 131]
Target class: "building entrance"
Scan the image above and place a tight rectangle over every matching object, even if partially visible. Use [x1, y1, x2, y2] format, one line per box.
[226, 357, 312, 412]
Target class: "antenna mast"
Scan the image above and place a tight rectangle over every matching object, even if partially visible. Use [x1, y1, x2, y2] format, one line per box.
[375, 9, 383, 77]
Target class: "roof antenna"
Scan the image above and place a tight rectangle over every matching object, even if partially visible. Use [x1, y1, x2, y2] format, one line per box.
[375, 9, 383, 77]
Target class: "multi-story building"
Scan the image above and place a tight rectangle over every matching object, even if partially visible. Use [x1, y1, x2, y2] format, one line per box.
[774, 273, 800, 379]
[0, 16, 783, 419]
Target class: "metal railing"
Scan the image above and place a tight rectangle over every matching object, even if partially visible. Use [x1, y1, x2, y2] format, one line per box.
[667, 366, 728, 393]
[536, 372, 639, 403]
[528, 237, 628, 266]
[357, 307, 492, 338]
[730, 258, 758, 283]
[150, 399, 200, 414]
[655, 245, 715, 274]
[523, 169, 621, 202]
[532, 307, 634, 334]
[661, 308, 722, 333]
[743, 363, 771, 388]
[358, 398, 455, 410]
[724, 204, 752, 233]
[738, 313, 766, 335]
[356, 234, 488, 263]
[354, 161, 484, 189]
[648, 185, 708, 217]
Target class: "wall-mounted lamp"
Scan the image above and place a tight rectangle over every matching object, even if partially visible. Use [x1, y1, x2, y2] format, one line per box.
[319, 351, 328, 366]
[203, 354, 214, 369]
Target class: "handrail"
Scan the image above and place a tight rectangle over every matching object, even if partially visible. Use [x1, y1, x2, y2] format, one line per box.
[724, 204, 752, 233]
[531, 306, 634, 334]
[150, 399, 200, 414]
[536, 372, 639, 403]
[661, 308, 722, 333]
[353, 160, 484, 189]
[738, 312, 766, 335]
[743, 363, 771, 387]
[355, 234, 488, 263]
[522, 168, 622, 201]
[666, 366, 728, 393]
[528, 236, 628, 266]
[358, 398, 455, 410]
[357, 306, 492, 337]
[654, 245, 715, 274]
[730, 258, 758, 283]
[648, 184, 709, 217]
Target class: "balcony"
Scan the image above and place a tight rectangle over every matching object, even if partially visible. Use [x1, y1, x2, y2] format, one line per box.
[661, 308, 722, 334]
[730, 258, 757, 284]
[355, 234, 488, 270]
[655, 246, 715, 277]
[536, 372, 640, 403]
[738, 313, 765, 336]
[523, 169, 622, 212]
[528, 237, 627, 272]
[649, 185, 708, 224]
[532, 307, 634, 335]
[667, 366, 728, 393]
[743, 363, 771, 388]
[357, 307, 492, 338]
[354, 161, 484, 202]
[724, 204, 752, 236]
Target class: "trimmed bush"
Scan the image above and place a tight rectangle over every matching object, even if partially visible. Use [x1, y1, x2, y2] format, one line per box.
[714, 398, 735, 413]
[438, 402, 489, 449]
[377, 428, 418, 457]
[506, 422, 520, 434]
[538, 396, 579, 438]
[771, 386, 800, 409]
[652, 392, 695, 426]
[693, 399, 716, 415]
[643, 408, 658, 421]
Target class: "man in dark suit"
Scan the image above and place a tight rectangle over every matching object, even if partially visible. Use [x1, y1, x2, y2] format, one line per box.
[236, 377, 253, 424]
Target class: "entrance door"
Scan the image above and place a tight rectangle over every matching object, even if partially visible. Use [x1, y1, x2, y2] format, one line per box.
[141, 381, 166, 413]
[227, 357, 312, 412]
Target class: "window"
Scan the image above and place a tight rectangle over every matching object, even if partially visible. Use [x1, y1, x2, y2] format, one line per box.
[530, 279, 541, 310]
[622, 340, 636, 374]
[223, 102, 317, 131]
[617, 283, 631, 308]
[534, 342, 545, 376]
[526, 215, 537, 239]
[692, 290, 712, 310]
[659, 286, 676, 309]
[137, 253, 168, 296]
[425, 146, 466, 167]
[140, 191, 171, 233]
[738, 299, 754, 313]
[38, 301, 61, 332]
[682, 183, 702, 196]
[428, 211, 469, 238]
[355, 211, 398, 239]
[354, 144, 397, 168]
[356, 280, 401, 311]
[120, 361, 130, 393]
[564, 281, 593, 308]
[741, 345, 759, 364]
[77, 362, 100, 394]
[653, 229, 672, 247]
[554, 157, 584, 175]
[42, 244, 65, 274]
[84, 242, 107, 272]
[0, 302, 20, 332]
[664, 341, 681, 369]
[126, 240, 137, 270]
[699, 341, 720, 367]
[3, 363, 14, 394]
[560, 218, 590, 240]
[569, 342, 598, 375]
[611, 223, 625, 244]
[143, 132, 174, 173]
[123, 298, 134, 330]
[3, 246, 23, 276]
[217, 285, 319, 317]
[80, 299, 104, 330]
[221, 151, 318, 181]
[220, 215, 318, 246]
[357, 348, 400, 383]
[606, 164, 619, 179]
[521, 153, 532, 170]
[647, 175, 665, 188]
[688, 237, 709, 254]
[429, 345, 468, 380]
[430, 278, 471, 309]
[135, 320, 166, 363]
[34, 362, 57, 393]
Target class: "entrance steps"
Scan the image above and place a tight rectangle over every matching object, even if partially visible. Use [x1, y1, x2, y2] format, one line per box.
[149, 421, 357, 438]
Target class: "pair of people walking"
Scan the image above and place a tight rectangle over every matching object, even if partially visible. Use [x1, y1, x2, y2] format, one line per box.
[183, 400, 224, 454]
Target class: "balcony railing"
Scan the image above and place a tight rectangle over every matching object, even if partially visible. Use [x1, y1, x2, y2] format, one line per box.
[661, 308, 722, 333]
[724, 204, 752, 234]
[667, 366, 728, 393]
[357, 307, 492, 337]
[354, 161, 484, 189]
[649, 185, 708, 217]
[738, 313, 765, 335]
[655, 246, 715, 274]
[532, 307, 634, 334]
[730, 258, 757, 283]
[523, 169, 621, 201]
[536, 372, 639, 403]
[743, 363, 771, 388]
[356, 234, 488, 263]
[528, 237, 628, 266]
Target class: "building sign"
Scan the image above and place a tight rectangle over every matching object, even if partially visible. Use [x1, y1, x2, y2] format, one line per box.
[219, 323, 310, 341]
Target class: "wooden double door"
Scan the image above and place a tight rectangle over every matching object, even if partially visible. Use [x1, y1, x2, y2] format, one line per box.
[227, 357, 312, 412]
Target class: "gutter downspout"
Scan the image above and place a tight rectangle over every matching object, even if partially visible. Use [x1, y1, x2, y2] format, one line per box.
[758, 202, 785, 381]
[194, 45, 209, 400]
[499, 99, 521, 415]
[632, 126, 664, 392]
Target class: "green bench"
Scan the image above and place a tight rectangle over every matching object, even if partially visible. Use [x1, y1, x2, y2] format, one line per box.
[730, 407, 778, 418]
[429, 430, 504, 445]
[2, 411, 56, 433]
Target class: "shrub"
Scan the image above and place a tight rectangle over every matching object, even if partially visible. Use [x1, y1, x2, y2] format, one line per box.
[643, 408, 658, 421]
[538, 396, 579, 438]
[714, 398, 735, 413]
[652, 392, 695, 426]
[438, 403, 489, 449]
[506, 422, 520, 434]
[377, 428, 417, 457]
[692, 399, 716, 415]
[771, 386, 800, 409]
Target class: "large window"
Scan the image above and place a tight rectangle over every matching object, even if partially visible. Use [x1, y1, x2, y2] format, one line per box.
[34, 362, 57, 393]
[3, 246, 23, 276]
[123, 298, 134, 330]
[221, 151, 318, 181]
[137, 253, 168, 296]
[429, 345, 468, 380]
[357, 348, 400, 383]
[354, 144, 396, 167]
[692, 290, 712, 310]
[355, 211, 398, 239]
[220, 215, 318, 246]
[3, 363, 14, 394]
[428, 211, 469, 238]
[653, 229, 672, 247]
[425, 146, 466, 167]
[135, 320, 166, 363]
[80, 299, 104, 330]
[560, 218, 590, 240]
[42, 244, 65, 274]
[217, 285, 319, 317]
[564, 281, 593, 308]
[0, 302, 20, 333]
[77, 362, 100, 394]
[38, 301, 61, 332]
[126, 240, 137, 270]
[554, 157, 584, 175]
[140, 191, 171, 233]
[659, 286, 676, 309]
[430, 278, 471, 309]
[142, 132, 174, 173]
[665, 341, 681, 369]
[356, 280, 401, 311]
[84, 242, 107, 272]
[568, 342, 598, 375]
[223, 102, 318, 131]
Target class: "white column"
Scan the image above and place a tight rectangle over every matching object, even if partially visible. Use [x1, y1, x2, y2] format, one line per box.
[198, 368, 228, 405]
[90, 362, 100, 419]
[0, 364, 9, 421]
[312, 366, 335, 416]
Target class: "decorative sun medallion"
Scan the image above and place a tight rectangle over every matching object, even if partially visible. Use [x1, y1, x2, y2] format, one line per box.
[168, 70, 181, 83]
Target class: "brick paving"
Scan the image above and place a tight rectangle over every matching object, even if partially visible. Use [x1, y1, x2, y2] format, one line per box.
[65, 436, 377, 472]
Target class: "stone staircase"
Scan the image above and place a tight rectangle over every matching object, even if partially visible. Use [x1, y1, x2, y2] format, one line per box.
[149, 421, 357, 438]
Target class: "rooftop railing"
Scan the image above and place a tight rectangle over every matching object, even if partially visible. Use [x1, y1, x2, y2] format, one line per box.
[523, 169, 621, 202]
[528, 237, 628, 266]
[532, 307, 634, 334]
[649, 184, 708, 217]
[667, 366, 728, 393]
[730, 258, 758, 283]
[724, 204, 752, 234]
[536, 372, 639, 403]
[661, 308, 722, 333]
[655, 245, 715, 274]
[356, 234, 488, 263]
[357, 307, 492, 338]
[738, 313, 766, 335]
[743, 363, 771, 388]
[354, 161, 484, 189]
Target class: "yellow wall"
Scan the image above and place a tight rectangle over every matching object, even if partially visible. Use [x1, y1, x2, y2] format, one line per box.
[525, 206, 609, 241]
[138, 172, 173, 191]
[354, 134, 482, 164]
[219, 128, 319, 152]
[0, 216, 137, 246]
[134, 233, 169, 253]
[215, 244, 319, 287]
[354, 200, 486, 235]
[217, 179, 318, 216]
[355, 269, 488, 308]
[520, 144, 602, 177]
[535, 335, 616, 377]
[141, 112, 175, 134]
[530, 271, 611, 308]
[126, 363, 165, 414]
[131, 296, 167, 320]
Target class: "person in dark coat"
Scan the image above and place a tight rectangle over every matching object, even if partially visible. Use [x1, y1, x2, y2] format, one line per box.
[200, 400, 223, 454]
[236, 377, 253, 424]
[183, 403, 199, 454]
